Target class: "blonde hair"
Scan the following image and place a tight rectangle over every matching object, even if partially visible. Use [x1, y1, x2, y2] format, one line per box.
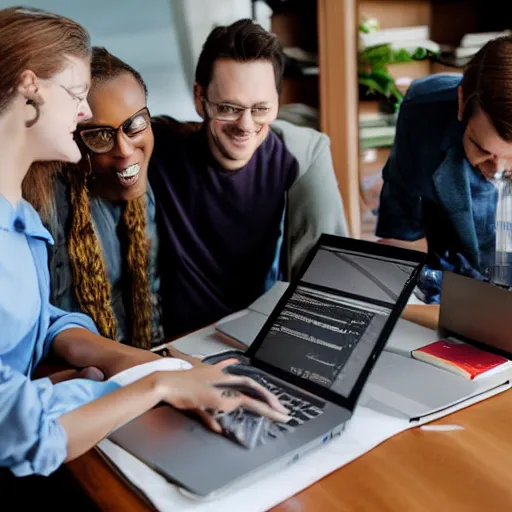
[66, 159, 152, 348]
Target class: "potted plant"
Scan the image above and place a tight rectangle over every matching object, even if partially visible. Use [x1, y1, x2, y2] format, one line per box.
[358, 18, 437, 112]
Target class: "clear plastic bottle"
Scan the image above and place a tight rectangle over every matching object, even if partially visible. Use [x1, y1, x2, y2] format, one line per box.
[490, 170, 512, 288]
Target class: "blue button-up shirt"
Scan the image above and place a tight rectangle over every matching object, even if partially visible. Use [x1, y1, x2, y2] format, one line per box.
[0, 194, 119, 477]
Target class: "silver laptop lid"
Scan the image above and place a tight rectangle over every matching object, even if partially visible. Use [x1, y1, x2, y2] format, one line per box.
[439, 271, 512, 358]
[246, 234, 425, 412]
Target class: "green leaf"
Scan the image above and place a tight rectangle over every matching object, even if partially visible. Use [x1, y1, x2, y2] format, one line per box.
[412, 47, 428, 59]
[391, 48, 413, 63]
[359, 17, 379, 34]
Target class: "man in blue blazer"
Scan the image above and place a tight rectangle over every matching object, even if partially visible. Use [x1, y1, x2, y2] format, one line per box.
[376, 36, 512, 303]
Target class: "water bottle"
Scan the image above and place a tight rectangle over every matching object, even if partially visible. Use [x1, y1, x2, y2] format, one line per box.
[490, 170, 512, 288]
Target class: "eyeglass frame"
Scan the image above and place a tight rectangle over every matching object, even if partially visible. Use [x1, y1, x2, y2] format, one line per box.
[202, 95, 273, 122]
[36, 77, 89, 112]
[77, 106, 151, 154]
[59, 84, 87, 106]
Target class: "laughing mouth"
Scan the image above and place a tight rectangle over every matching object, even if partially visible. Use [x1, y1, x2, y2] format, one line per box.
[116, 163, 141, 187]
[227, 125, 263, 142]
[231, 134, 251, 143]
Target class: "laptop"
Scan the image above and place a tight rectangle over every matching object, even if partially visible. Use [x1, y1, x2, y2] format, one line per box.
[439, 270, 512, 358]
[108, 235, 425, 498]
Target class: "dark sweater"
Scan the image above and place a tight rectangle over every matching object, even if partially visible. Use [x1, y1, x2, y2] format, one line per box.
[149, 118, 298, 337]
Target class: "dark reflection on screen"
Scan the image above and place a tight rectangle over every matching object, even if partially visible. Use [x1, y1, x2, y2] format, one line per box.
[255, 247, 416, 397]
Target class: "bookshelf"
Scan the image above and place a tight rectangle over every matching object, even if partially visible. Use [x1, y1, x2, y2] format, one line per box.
[358, 0, 512, 240]
[270, 2, 320, 109]
[266, 0, 509, 240]
[269, 0, 360, 238]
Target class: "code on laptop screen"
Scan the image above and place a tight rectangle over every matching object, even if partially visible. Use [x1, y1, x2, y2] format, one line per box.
[254, 246, 417, 398]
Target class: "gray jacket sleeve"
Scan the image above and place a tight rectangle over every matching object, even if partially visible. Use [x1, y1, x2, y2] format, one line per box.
[271, 120, 349, 279]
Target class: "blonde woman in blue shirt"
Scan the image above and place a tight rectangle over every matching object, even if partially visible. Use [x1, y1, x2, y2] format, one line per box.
[0, 7, 289, 479]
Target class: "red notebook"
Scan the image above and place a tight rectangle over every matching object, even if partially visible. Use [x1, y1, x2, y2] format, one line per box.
[412, 340, 512, 380]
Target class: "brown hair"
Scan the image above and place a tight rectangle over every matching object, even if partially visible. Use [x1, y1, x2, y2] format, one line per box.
[22, 161, 62, 220]
[195, 18, 285, 94]
[0, 6, 91, 219]
[66, 47, 153, 349]
[460, 35, 512, 141]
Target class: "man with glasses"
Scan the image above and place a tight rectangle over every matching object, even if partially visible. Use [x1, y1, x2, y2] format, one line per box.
[149, 19, 347, 338]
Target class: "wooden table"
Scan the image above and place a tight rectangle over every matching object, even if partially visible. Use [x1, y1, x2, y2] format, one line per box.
[67, 384, 512, 511]
[65, 304, 506, 510]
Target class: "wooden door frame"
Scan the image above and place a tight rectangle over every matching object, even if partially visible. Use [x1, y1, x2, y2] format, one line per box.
[318, 0, 361, 238]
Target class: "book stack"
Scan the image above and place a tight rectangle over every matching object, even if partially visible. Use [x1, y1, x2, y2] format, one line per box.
[359, 109, 397, 151]
[435, 30, 512, 69]
[359, 25, 439, 56]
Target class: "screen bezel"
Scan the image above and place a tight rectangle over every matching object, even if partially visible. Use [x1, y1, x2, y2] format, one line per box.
[245, 234, 426, 412]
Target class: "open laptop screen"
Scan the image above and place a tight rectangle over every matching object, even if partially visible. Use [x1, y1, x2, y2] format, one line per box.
[248, 237, 424, 408]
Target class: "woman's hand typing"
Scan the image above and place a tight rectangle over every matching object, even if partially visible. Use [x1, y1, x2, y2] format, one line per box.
[60, 359, 290, 462]
[154, 359, 291, 432]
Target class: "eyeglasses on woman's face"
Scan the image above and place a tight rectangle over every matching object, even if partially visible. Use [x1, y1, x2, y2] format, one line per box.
[78, 106, 151, 154]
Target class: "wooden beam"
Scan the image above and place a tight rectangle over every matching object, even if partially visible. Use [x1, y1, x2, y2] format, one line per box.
[318, 0, 360, 238]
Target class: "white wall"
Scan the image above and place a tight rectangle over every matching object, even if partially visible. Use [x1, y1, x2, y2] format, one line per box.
[173, 0, 252, 88]
[0, 0, 199, 120]
[1, 0, 273, 119]
[173, 0, 272, 87]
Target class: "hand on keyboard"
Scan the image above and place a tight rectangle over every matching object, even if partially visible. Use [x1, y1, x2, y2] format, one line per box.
[215, 408, 286, 449]
[213, 363, 325, 449]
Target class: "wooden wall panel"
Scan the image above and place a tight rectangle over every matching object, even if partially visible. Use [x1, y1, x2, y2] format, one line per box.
[358, 0, 431, 29]
[318, 0, 360, 238]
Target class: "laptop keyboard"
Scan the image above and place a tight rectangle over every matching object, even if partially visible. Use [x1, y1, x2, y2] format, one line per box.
[258, 376, 325, 428]
[217, 364, 325, 449]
